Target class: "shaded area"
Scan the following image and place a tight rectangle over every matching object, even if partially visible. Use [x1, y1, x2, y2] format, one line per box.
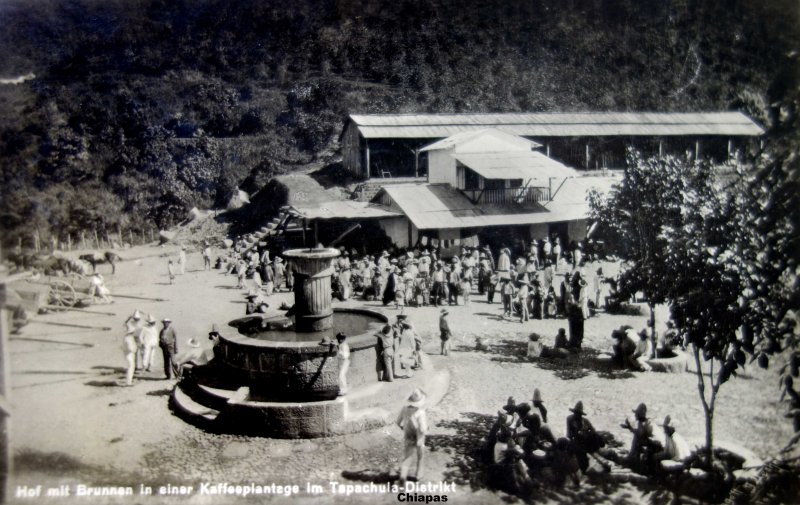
[426, 413, 641, 504]
[427, 412, 495, 490]
[535, 349, 636, 381]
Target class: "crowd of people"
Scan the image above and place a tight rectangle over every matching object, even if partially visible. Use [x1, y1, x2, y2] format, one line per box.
[208, 236, 616, 351]
[485, 392, 693, 496]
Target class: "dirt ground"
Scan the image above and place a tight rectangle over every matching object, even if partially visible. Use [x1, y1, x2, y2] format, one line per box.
[6, 243, 794, 504]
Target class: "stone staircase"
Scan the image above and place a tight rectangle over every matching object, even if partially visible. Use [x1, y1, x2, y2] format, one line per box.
[241, 206, 306, 251]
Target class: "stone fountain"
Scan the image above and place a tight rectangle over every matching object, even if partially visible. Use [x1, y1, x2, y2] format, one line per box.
[171, 247, 448, 438]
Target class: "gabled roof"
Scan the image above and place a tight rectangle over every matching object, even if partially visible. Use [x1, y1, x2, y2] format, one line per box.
[379, 177, 618, 230]
[348, 112, 764, 139]
[454, 151, 577, 180]
[419, 129, 541, 152]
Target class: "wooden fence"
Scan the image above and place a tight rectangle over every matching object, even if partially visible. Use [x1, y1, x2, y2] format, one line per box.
[17, 227, 159, 254]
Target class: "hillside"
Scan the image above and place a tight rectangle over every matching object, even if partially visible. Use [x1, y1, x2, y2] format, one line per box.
[0, 0, 797, 248]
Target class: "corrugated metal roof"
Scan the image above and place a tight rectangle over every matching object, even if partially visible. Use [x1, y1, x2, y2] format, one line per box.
[454, 151, 578, 180]
[291, 201, 402, 220]
[380, 177, 618, 230]
[350, 112, 764, 138]
[419, 129, 542, 152]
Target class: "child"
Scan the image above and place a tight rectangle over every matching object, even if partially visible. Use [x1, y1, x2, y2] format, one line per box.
[439, 309, 452, 356]
[167, 260, 176, 284]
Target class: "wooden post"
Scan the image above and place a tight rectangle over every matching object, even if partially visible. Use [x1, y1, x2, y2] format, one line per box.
[93, 229, 100, 249]
[585, 143, 590, 169]
[727, 139, 733, 160]
[0, 282, 13, 503]
[302, 218, 307, 247]
[67, 234, 72, 251]
[695, 140, 701, 160]
[365, 140, 371, 179]
[33, 231, 39, 253]
[658, 140, 663, 157]
[128, 229, 133, 246]
[546, 144, 551, 157]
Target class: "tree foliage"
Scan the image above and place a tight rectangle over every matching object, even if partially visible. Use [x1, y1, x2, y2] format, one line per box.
[0, 0, 797, 247]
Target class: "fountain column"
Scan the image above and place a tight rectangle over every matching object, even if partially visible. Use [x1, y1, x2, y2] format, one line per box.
[282, 248, 340, 332]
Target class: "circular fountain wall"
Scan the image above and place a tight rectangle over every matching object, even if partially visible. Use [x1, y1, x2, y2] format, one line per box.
[216, 247, 385, 401]
[219, 308, 387, 400]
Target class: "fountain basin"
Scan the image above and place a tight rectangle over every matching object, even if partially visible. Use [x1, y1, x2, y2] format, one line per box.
[219, 308, 388, 400]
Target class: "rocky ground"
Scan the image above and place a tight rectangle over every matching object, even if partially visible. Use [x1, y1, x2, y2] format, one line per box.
[6, 243, 794, 504]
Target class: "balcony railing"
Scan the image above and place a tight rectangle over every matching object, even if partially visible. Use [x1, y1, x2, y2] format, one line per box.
[460, 186, 551, 205]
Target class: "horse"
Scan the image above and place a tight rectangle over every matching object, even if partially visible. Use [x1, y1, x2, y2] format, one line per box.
[78, 251, 122, 274]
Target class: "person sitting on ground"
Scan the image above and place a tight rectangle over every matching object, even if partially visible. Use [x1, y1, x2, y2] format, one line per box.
[495, 437, 534, 498]
[245, 293, 269, 315]
[548, 437, 581, 488]
[520, 412, 556, 458]
[611, 326, 638, 369]
[540, 328, 571, 359]
[502, 397, 519, 429]
[634, 328, 653, 372]
[487, 410, 512, 462]
[621, 403, 659, 470]
[654, 416, 692, 469]
[90, 273, 113, 304]
[566, 401, 604, 473]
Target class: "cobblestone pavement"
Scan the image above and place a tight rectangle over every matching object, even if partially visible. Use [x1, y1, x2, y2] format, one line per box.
[7, 245, 792, 504]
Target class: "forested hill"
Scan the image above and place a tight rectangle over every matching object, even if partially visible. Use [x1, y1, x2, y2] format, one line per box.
[0, 0, 797, 247]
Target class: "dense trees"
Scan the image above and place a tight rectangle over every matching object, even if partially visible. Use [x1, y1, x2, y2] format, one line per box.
[0, 0, 797, 248]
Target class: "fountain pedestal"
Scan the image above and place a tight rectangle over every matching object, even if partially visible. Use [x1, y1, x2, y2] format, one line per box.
[283, 248, 339, 332]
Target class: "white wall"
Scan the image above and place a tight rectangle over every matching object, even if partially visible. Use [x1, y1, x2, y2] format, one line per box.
[428, 149, 457, 186]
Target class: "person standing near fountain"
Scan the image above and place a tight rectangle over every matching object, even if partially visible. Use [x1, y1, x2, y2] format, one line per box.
[159, 317, 179, 380]
[376, 325, 395, 382]
[396, 388, 428, 485]
[336, 333, 350, 396]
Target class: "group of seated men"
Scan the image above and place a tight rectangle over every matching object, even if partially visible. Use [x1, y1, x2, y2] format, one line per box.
[485, 394, 693, 496]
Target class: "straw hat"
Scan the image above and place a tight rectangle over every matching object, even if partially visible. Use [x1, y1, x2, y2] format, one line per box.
[162, 317, 172, 323]
[502, 396, 517, 412]
[407, 388, 427, 408]
[569, 401, 585, 416]
[146, 314, 156, 325]
[319, 336, 332, 346]
[209, 324, 220, 335]
[187, 338, 200, 348]
[335, 332, 347, 341]
[440, 309, 449, 316]
[633, 403, 648, 419]
[661, 415, 673, 428]
[532, 388, 543, 404]
[132, 310, 142, 320]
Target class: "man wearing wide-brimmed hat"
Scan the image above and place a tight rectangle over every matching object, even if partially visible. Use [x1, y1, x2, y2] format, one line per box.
[140, 314, 160, 372]
[439, 309, 452, 356]
[158, 317, 179, 380]
[622, 402, 654, 465]
[396, 388, 428, 484]
[566, 401, 602, 472]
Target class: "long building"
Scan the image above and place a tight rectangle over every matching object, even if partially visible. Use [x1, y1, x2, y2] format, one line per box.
[341, 111, 764, 179]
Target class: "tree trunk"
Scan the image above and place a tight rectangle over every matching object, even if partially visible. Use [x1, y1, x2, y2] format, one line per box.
[692, 343, 715, 465]
[648, 302, 657, 359]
